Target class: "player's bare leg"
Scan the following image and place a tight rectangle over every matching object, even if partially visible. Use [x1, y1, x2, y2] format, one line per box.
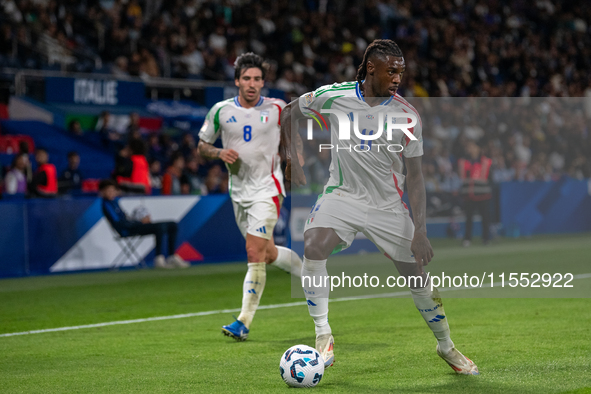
[393, 260, 479, 375]
[303, 227, 342, 367]
[265, 237, 303, 277]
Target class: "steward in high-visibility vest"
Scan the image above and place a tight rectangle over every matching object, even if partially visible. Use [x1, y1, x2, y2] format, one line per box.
[31, 148, 58, 198]
[458, 141, 492, 245]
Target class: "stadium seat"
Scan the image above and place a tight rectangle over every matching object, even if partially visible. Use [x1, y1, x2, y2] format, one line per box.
[81, 179, 100, 193]
[0, 104, 8, 120]
[0, 136, 19, 154]
[15, 135, 35, 152]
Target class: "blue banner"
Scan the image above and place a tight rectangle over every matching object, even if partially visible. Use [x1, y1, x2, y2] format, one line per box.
[500, 178, 591, 236]
[45, 77, 146, 106]
[146, 100, 208, 131]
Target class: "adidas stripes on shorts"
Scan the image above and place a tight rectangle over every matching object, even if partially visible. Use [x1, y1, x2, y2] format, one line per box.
[232, 195, 283, 240]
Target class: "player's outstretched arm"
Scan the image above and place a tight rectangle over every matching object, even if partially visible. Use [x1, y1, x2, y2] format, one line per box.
[197, 140, 239, 164]
[405, 156, 434, 273]
[280, 101, 306, 186]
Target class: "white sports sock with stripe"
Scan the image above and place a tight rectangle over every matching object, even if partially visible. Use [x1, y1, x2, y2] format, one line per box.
[270, 246, 303, 277]
[237, 262, 266, 329]
[410, 281, 454, 353]
[302, 257, 331, 336]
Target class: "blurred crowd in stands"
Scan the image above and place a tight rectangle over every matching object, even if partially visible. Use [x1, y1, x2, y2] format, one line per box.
[104, 112, 228, 196]
[1, 143, 82, 197]
[0, 0, 590, 197]
[1, 110, 229, 197]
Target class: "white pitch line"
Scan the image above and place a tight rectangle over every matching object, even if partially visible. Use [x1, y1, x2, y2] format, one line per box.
[1, 273, 590, 339]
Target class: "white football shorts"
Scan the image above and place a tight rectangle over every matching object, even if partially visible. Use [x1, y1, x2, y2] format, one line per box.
[304, 193, 416, 263]
[232, 195, 283, 240]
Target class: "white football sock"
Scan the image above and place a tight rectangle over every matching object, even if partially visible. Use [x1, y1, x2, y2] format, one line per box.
[237, 262, 266, 329]
[270, 246, 303, 277]
[410, 281, 454, 353]
[302, 257, 331, 336]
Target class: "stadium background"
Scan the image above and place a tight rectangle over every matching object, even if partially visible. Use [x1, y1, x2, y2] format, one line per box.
[1, 0, 590, 276]
[1, 1, 590, 393]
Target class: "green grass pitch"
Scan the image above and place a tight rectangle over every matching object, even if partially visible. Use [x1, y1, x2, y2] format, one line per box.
[1, 234, 590, 393]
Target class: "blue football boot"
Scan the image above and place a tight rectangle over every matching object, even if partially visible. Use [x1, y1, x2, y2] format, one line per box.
[222, 319, 249, 341]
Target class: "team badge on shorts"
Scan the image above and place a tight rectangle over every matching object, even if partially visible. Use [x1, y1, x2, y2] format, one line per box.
[260, 111, 269, 123]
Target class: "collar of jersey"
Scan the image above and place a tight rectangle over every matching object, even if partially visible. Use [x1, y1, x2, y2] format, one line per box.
[356, 81, 393, 106]
[234, 96, 264, 108]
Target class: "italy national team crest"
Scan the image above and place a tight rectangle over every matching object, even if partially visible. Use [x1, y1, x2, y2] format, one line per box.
[260, 111, 269, 123]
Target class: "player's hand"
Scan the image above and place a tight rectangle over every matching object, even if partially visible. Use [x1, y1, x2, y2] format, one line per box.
[219, 149, 239, 164]
[411, 231, 434, 274]
[298, 152, 305, 166]
[285, 160, 307, 186]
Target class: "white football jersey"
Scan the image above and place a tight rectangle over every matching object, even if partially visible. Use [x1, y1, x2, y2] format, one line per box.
[299, 81, 423, 211]
[199, 96, 286, 204]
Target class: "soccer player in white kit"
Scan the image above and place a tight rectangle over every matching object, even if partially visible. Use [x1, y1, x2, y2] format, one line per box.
[198, 53, 303, 341]
[281, 40, 479, 374]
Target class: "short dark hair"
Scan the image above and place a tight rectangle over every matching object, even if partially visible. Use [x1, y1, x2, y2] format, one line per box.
[67, 151, 79, 159]
[36, 147, 47, 154]
[98, 179, 118, 191]
[128, 138, 147, 156]
[99, 179, 119, 192]
[169, 151, 184, 166]
[356, 39, 404, 85]
[234, 52, 266, 80]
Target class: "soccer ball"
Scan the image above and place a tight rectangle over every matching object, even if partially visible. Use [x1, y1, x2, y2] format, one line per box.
[279, 344, 325, 388]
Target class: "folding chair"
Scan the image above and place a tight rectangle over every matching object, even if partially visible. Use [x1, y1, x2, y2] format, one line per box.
[107, 224, 147, 270]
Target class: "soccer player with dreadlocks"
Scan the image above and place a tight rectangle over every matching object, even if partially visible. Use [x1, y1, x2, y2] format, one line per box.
[280, 40, 479, 374]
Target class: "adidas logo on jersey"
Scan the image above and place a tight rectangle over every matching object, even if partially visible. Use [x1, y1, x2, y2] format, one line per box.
[226, 116, 237, 123]
[248, 288, 257, 294]
[255, 226, 267, 234]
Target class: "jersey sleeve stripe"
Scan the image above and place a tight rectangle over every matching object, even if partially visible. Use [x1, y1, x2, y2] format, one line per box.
[213, 105, 225, 134]
[393, 95, 422, 127]
[273, 103, 282, 126]
[271, 156, 283, 195]
[401, 108, 414, 146]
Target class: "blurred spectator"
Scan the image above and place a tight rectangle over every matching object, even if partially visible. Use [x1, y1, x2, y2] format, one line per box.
[126, 112, 141, 138]
[4, 153, 28, 195]
[68, 120, 83, 136]
[178, 39, 205, 78]
[18, 141, 33, 182]
[179, 133, 196, 158]
[117, 138, 151, 195]
[149, 159, 162, 193]
[111, 56, 129, 76]
[147, 133, 165, 163]
[205, 164, 226, 194]
[113, 145, 133, 182]
[458, 141, 493, 246]
[30, 148, 57, 198]
[181, 156, 207, 195]
[96, 111, 120, 148]
[59, 151, 83, 194]
[139, 47, 159, 78]
[162, 153, 184, 195]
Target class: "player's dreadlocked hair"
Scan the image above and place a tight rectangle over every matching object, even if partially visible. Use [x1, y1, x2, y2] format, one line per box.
[356, 40, 404, 86]
[234, 52, 267, 80]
